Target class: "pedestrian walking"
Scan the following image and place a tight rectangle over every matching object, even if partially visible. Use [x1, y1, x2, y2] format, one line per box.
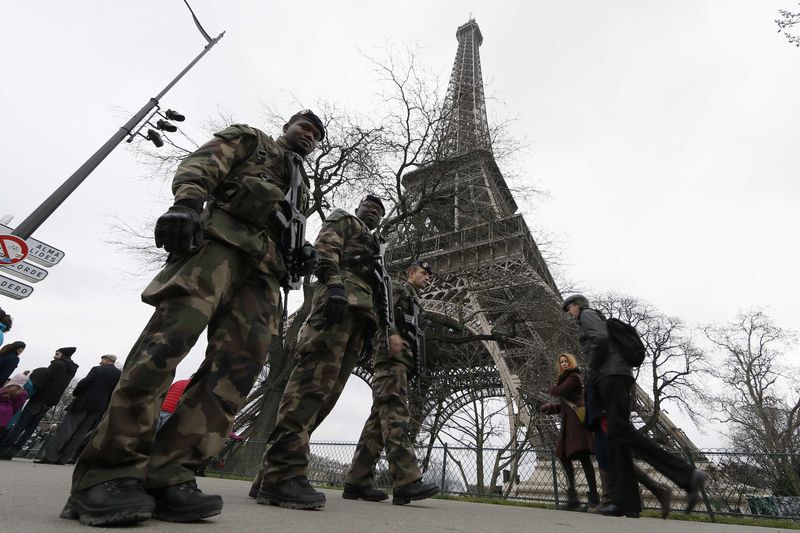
[0, 374, 29, 441]
[540, 352, 599, 510]
[0, 347, 78, 459]
[37, 355, 120, 465]
[0, 341, 26, 384]
[562, 294, 705, 518]
[61, 111, 324, 527]
[344, 260, 439, 505]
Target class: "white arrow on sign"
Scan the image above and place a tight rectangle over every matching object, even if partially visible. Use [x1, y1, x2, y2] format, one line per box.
[0, 272, 34, 300]
[0, 223, 65, 267]
[0, 260, 49, 283]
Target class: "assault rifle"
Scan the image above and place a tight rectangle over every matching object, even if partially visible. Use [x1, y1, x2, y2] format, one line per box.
[274, 154, 307, 292]
[372, 230, 395, 349]
[272, 155, 307, 341]
[400, 297, 427, 384]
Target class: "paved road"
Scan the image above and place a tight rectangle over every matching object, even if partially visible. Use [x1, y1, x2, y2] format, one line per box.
[0, 459, 794, 532]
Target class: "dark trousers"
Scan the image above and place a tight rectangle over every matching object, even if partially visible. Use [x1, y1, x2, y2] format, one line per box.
[44, 410, 103, 463]
[596, 375, 694, 512]
[0, 401, 50, 456]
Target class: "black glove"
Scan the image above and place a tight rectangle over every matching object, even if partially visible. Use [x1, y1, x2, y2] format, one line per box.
[154, 202, 204, 254]
[323, 283, 348, 326]
[297, 243, 319, 276]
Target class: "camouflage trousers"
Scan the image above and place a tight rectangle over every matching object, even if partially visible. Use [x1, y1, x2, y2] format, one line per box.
[345, 346, 421, 488]
[261, 308, 372, 485]
[71, 240, 280, 492]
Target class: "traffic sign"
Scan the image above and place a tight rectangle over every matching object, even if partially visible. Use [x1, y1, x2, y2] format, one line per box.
[0, 223, 64, 267]
[0, 260, 48, 283]
[0, 234, 28, 265]
[0, 273, 33, 300]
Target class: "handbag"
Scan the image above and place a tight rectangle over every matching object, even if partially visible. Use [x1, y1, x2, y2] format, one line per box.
[564, 399, 586, 424]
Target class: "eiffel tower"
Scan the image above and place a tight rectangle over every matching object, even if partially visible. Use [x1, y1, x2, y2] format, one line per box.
[369, 19, 701, 459]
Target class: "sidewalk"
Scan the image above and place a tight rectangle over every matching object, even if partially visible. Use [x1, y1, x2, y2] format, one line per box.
[0, 459, 794, 532]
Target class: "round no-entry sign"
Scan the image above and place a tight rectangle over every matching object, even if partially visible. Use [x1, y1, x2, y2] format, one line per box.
[0, 234, 29, 265]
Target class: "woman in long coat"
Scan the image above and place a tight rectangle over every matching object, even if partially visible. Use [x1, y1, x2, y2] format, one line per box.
[540, 352, 599, 510]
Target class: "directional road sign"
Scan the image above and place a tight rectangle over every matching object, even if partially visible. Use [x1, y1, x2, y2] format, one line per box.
[0, 273, 34, 300]
[0, 223, 64, 267]
[0, 234, 28, 265]
[0, 260, 48, 283]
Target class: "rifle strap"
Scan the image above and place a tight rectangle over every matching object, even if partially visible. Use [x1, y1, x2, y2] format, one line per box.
[279, 288, 289, 345]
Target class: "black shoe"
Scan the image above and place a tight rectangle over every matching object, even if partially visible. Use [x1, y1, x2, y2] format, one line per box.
[257, 475, 326, 510]
[565, 492, 581, 511]
[148, 480, 223, 522]
[685, 469, 706, 514]
[597, 503, 639, 518]
[392, 480, 439, 506]
[60, 478, 155, 526]
[586, 492, 600, 510]
[342, 483, 388, 502]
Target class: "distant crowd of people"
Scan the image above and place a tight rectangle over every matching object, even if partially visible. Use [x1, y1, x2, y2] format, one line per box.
[0, 307, 122, 465]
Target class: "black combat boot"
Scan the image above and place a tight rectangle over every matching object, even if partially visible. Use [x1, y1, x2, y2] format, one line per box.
[147, 480, 223, 522]
[257, 475, 326, 509]
[342, 483, 389, 502]
[392, 480, 439, 505]
[60, 478, 155, 526]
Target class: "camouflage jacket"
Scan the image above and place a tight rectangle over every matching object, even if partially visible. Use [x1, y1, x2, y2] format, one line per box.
[171, 124, 310, 276]
[312, 208, 379, 321]
[392, 280, 423, 340]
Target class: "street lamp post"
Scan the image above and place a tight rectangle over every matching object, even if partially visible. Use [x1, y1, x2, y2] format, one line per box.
[12, 31, 225, 240]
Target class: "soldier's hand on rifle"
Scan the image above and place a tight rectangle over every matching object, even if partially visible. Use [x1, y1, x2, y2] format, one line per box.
[324, 284, 348, 326]
[154, 200, 204, 254]
[388, 333, 408, 357]
[297, 242, 319, 276]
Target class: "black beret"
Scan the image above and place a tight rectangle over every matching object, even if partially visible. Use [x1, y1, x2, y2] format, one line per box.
[361, 194, 386, 216]
[412, 260, 433, 276]
[289, 109, 325, 141]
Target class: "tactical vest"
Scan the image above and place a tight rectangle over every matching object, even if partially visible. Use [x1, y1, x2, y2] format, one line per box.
[210, 124, 309, 230]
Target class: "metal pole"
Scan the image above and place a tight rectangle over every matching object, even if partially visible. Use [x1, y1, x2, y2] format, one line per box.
[441, 442, 448, 492]
[12, 32, 225, 240]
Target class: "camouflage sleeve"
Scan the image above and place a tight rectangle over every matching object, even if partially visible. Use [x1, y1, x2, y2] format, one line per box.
[171, 125, 259, 203]
[313, 217, 352, 286]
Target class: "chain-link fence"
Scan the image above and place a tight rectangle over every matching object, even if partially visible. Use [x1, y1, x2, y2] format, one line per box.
[204, 441, 800, 522]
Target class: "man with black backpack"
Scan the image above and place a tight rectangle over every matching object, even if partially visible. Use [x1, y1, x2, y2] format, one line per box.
[562, 294, 706, 518]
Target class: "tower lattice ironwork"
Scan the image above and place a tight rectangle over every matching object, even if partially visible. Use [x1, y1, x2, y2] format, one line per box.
[355, 19, 700, 464]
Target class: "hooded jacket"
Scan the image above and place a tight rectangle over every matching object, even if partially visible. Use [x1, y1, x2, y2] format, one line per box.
[29, 357, 79, 407]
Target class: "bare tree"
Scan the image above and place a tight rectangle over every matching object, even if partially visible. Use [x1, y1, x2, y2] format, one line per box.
[777, 4, 800, 47]
[705, 309, 800, 495]
[591, 292, 708, 433]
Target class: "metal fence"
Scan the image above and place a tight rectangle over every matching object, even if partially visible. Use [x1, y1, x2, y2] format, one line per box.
[14, 431, 800, 522]
[204, 440, 800, 522]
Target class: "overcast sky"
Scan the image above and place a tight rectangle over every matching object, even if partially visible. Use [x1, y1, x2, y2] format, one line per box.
[1, 1, 798, 449]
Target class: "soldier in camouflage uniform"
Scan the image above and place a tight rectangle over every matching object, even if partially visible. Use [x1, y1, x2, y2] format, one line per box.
[61, 110, 325, 527]
[343, 260, 439, 505]
[255, 195, 386, 510]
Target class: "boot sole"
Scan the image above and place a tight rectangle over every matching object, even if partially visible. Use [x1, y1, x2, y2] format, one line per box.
[342, 492, 388, 502]
[60, 500, 154, 527]
[392, 486, 439, 505]
[152, 500, 223, 522]
[256, 493, 325, 510]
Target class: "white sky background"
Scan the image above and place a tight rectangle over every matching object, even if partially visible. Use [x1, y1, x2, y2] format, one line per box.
[1, 1, 798, 450]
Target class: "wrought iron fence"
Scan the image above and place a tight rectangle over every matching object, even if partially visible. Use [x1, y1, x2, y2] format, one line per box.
[204, 440, 800, 522]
